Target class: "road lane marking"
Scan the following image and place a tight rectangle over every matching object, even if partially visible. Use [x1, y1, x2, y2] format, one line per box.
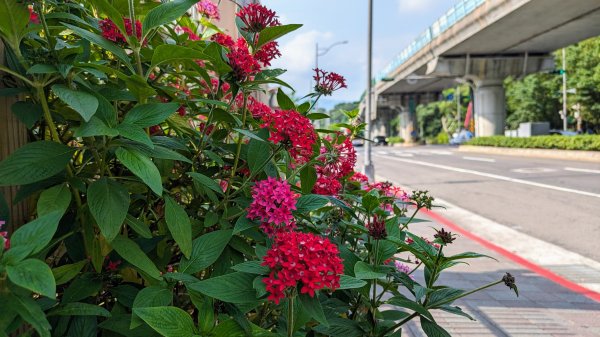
[377, 154, 600, 199]
[565, 167, 600, 174]
[511, 167, 557, 174]
[429, 150, 453, 155]
[463, 156, 496, 163]
[393, 152, 414, 157]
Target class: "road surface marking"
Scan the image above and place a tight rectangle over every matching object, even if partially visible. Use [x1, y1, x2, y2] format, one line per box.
[393, 152, 414, 157]
[377, 155, 600, 199]
[462, 156, 496, 163]
[376, 151, 390, 155]
[511, 167, 557, 174]
[429, 150, 453, 155]
[565, 167, 600, 174]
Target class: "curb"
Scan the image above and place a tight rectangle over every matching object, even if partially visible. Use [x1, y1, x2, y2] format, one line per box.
[422, 208, 600, 303]
[458, 145, 600, 162]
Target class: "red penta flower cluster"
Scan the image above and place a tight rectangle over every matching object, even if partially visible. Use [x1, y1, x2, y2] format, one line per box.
[349, 171, 369, 184]
[247, 177, 299, 236]
[262, 231, 344, 304]
[99, 17, 142, 44]
[247, 96, 273, 119]
[254, 41, 281, 67]
[176, 26, 200, 41]
[28, 5, 39, 24]
[367, 214, 387, 240]
[366, 181, 410, 201]
[0, 220, 9, 250]
[313, 68, 347, 96]
[261, 110, 317, 165]
[312, 176, 342, 196]
[196, 0, 220, 20]
[312, 135, 357, 196]
[227, 38, 261, 81]
[211, 32, 235, 48]
[237, 3, 280, 33]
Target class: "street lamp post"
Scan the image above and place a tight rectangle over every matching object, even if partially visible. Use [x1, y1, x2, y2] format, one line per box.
[363, 0, 374, 181]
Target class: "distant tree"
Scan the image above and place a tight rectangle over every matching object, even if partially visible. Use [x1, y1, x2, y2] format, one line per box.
[504, 74, 562, 129]
[416, 86, 470, 139]
[328, 101, 359, 124]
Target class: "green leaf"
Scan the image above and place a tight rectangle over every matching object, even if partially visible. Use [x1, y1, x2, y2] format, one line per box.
[164, 196, 192, 259]
[142, 0, 199, 36]
[439, 305, 475, 321]
[10, 210, 63, 257]
[134, 306, 197, 337]
[61, 22, 134, 72]
[256, 24, 302, 48]
[52, 260, 88, 285]
[74, 116, 119, 137]
[387, 296, 434, 321]
[0, 141, 74, 186]
[87, 178, 130, 242]
[111, 235, 162, 280]
[116, 147, 163, 195]
[231, 261, 269, 275]
[149, 146, 192, 164]
[426, 288, 464, 308]
[37, 183, 71, 216]
[122, 103, 179, 128]
[117, 124, 154, 148]
[233, 215, 258, 234]
[295, 194, 329, 213]
[52, 85, 98, 122]
[7, 259, 56, 298]
[125, 215, 153, 239]
[306, 113, 329, 120]
[361, 194, 379, 213]
[4, 293, 51, 337]
[420, 316, 451, 337]
[187, 172, 223, 195]
[233, 128, 267, 142]
[247, 138, 272, 175]
[354, 261, 386, 280]
[276, 88, 295, 110]
[62, 273, 102, 303]
[150, 44, 206, 70]
[179, 230, 232, 274]
[48, 302, 111, 317]
[299, 294, 328, 326]
[300, 166, 317, 194]
[204, 42, 232, 75]
[187, 272, 257, 304]
[337, 275, 367, 289]
[131, 286, 173, 329]
[0, 0, 29, 46]
[11, 101, 42, 128]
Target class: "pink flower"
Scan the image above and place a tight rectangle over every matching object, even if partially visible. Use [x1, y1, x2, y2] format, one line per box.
[247, 177, 299, 236]
[105, 258, 121, 271]
[0, 220, 9, 250]
[262, 232, 344, 304]
[254, 41, 281, 66]
[237, 4, 280, 33]
[211, 33, 235, 48]
[196, 0, 220, 20]
[28, 5, 39, 24]
[246, 96, 272, 119]
[176, 26, 200, 41]
[394, 261, 411, 274]
[312, 176, 342, 196]
[313, 68, 347, 96]
[349, 171, 369, 184]
[99, 17, 142, 44]
[227, 38, 261, 81]
[317, 134, 356, 179]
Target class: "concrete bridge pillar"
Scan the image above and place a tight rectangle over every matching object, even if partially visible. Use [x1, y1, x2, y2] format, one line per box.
[473, 79, 506, 137]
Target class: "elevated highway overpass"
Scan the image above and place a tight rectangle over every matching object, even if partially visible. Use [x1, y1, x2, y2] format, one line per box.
[368, 0, 600, 139]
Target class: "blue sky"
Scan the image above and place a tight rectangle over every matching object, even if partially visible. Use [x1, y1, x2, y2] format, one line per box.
[261, 0, 459, 109]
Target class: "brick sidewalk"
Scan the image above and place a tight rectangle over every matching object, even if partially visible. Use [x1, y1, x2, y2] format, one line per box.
[400, 219, 600, 337]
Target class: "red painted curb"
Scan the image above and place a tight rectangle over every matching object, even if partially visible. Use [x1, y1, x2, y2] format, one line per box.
[421, 208, 600, 303]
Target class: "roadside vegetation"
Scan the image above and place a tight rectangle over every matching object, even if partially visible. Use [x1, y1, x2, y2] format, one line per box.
[466, 135, 600, 151]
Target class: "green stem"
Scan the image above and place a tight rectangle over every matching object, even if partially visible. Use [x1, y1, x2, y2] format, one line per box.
[230, 91, 249, 179]
[430, 279, 503, 309]
[0, 64, 33, 86]
[287, 296, 295, 337]
[401, 207, 420, 230]
[379, 312, 419, 337]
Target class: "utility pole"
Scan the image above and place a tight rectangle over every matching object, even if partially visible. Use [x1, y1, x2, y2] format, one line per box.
[363, 0, 374, 181]
[562, 48, 568, 131]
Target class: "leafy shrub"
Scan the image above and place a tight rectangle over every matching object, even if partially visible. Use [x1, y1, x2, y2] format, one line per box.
[0, 2, 516, 337]
[436, 132, 450, 144]
[466, 135, 600, 151]
[387, 136, 404, 144]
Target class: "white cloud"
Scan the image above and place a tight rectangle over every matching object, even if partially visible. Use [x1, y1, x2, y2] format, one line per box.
[397, 0, 438, 13]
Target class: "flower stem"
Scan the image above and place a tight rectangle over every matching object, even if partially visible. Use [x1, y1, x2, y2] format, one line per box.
[287, 295, 295, 337]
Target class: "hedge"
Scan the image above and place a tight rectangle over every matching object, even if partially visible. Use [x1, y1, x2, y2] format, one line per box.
[465, 135, 600, 151]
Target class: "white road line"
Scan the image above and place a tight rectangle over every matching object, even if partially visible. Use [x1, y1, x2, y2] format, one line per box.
[565, 167, 600, 174]
[462, 156, 496, 163]
[393, 153, 414, 157]
[377, 154, 600, 199]
[429, 150, 453, 155]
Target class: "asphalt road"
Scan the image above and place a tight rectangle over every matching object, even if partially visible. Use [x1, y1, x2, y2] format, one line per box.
[357, 145, 600, 262]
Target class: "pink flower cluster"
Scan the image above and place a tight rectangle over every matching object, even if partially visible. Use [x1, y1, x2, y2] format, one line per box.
[254, 41, 281, 67]
[196, 0, 220, 20]
[99, 17, 142, 44]
[247, 177, 299, 237]
[262, 231, 343, 304]
[176, 26, 200, 41]
[0, 220, 9, 250]
[261, 110, 317, 165]
[313, 68, 347, 96]
[227, 38, 261, 81]
[313, 134, 357, 196]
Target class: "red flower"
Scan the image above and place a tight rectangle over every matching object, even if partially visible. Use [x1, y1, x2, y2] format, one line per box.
[312, 176, 342, 196]
[28, 5, 39, 24]
[196, 0, 220, 20]
[0, 220, 9, 250]
[261, 110, 317, 165]
[246, 96, 272, 119]
[211, 33, 235, 48]
[247, 177, 299, 236]
[349, 171, 369, 184]
[367, 214, 387, 240]
[262, 232, 344, 304]
[313, 68, 347, 96]
[227, 38, 261, 81]
[99, 17, 142, 44]
[254, 41, 281, 67]
[317, 135, 356, 179]
[176, 26, 200, 41]
[104, 258, 122, 272]
[236, 4, 280, 33]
